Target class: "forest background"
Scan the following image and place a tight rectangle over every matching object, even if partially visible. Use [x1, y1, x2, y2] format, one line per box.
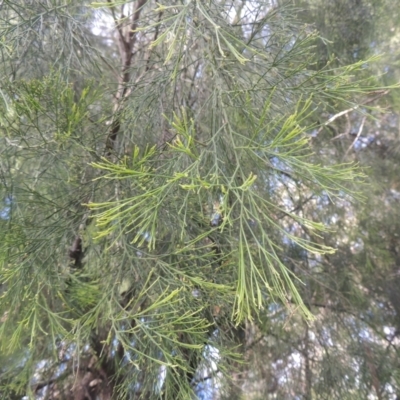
[1, 0, 400, 399]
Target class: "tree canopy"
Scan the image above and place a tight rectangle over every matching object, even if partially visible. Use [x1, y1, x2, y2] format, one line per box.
[0, 0, 399, 399]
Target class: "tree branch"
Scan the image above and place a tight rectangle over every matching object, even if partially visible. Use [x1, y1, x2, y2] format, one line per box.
[317, 90, 389, 136]
[106, 0, 148, 154]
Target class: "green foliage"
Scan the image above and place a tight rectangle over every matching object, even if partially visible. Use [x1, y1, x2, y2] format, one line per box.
[88, 96, 363, 324]
[0, 0, 399, 399]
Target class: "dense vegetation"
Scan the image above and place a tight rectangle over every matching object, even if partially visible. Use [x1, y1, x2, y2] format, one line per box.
[0, 1, 399, 399]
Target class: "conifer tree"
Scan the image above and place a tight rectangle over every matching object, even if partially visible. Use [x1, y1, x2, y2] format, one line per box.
[0, 1, 397, 398]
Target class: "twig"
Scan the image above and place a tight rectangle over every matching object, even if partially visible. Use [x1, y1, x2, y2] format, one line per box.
[317, 90, 389, 136]
[343, 115, 366, 158]
[331, 113, 351, 141]
[145, 9, 163, 72]
[107, 0, 126, 51]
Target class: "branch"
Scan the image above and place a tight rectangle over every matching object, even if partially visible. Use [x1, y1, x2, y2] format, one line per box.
[343, 115, 366, 158]
[107, 0, 127, 52]
[145, 9, 163, 72]
[105, 0, 148, 155]
[317, 90, 389, 136]
[68, 236, 83, 267]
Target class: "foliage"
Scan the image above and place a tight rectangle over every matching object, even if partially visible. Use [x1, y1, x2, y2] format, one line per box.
[0, 0, 399, 399]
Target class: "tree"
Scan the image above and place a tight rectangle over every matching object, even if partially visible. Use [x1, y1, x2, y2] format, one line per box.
[228, 1, 400, 399]
[0, 1, 397, 399]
